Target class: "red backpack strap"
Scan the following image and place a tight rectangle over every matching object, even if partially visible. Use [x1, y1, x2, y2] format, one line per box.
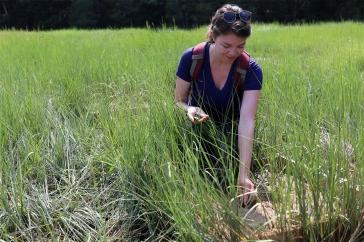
[234, 50, 250, 95]
[190, 42, 207, 81]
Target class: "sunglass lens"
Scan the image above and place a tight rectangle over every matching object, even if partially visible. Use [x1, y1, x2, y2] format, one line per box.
[239, 11, 251, 21]
[223, 12, 236, 23]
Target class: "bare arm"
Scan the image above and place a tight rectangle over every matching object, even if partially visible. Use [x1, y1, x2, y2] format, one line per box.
[237, 90, 261, 204]
[174, 77, 191, 111]
[174, 77, 209, 123]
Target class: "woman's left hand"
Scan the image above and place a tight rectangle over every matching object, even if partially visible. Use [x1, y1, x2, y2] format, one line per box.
[237, 175, 255, 206]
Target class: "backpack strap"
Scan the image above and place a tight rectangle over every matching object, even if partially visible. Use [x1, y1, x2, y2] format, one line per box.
[234, 50, 250, 96]
[190, 42, 250, 97]
[190, 42, 207, 81]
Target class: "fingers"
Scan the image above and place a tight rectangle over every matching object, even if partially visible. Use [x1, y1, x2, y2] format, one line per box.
[238, 190, 250, 206]
[241, 191, 252, 206]
[243, 193, 249, 205]
[245, 196, 249, 205]
[187, 107, 198, 123]
[197, 114, 209, 123]
[187, 107, 209, 124]
[194, 108, 209, 123]
[243, 189, 251, 205]
[238, 181, 255, 206]
[245, 182, 254, 205]
[187, 112, 196, 123]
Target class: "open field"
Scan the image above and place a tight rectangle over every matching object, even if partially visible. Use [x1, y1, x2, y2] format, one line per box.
[0, 22, 363, 241]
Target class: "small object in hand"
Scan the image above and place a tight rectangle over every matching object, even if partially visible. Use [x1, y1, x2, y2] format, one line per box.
[194, 112, 203, 121]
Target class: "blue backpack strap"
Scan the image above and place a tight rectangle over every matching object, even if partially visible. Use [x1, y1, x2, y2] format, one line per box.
[190, 42, 207, 81]
[234, 50, 250, 96]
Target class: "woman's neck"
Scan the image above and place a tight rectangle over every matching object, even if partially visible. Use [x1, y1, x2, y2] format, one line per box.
[209, 43, 235, 66]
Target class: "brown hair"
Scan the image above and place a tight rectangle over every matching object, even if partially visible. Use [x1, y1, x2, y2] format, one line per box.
[207, 4, 251, 43]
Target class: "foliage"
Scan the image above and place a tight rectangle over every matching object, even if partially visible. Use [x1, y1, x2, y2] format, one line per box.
[0, 0, 364, 29]
[0, 23, 363, 240]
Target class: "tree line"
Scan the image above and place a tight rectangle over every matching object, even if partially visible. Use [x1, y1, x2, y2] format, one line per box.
[0, 0, 363, 29]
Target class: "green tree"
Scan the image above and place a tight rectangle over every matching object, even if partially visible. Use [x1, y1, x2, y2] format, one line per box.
[69, 0, 101, 28]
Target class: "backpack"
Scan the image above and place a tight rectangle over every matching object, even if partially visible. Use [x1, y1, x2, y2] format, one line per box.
[189, 42, 250, 98]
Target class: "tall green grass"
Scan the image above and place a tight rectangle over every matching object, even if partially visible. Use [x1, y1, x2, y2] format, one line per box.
[0, 22, 363, 241]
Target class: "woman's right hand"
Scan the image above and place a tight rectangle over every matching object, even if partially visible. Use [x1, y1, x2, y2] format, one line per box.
[187, 106, 209, 124]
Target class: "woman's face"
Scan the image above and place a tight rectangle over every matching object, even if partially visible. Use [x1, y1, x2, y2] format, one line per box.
[213, 33, 247, 62]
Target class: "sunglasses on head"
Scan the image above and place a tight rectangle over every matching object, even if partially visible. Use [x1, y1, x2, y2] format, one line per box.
[223, 10, 252, 23]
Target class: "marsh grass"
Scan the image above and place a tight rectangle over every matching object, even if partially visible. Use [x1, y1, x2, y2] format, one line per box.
[0, 22, 363, 241]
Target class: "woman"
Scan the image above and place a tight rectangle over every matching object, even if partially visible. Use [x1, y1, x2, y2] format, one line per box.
[174, 4, 263, 206]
